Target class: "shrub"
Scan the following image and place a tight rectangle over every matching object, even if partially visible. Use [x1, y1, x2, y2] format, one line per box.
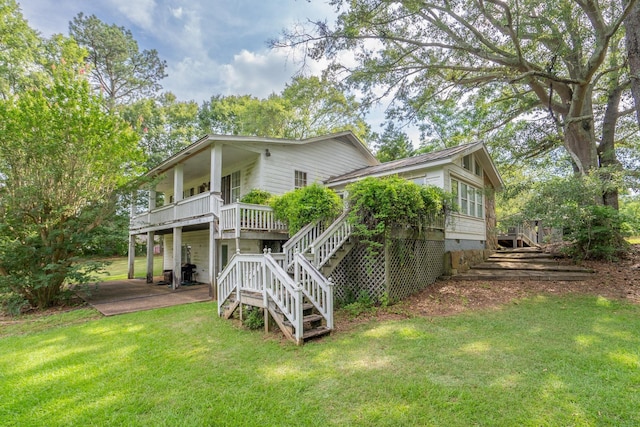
[240, 189, 272, 205]
[270, 183, 342, 234]
[345, 176, 453, 257]
[243, 307, 265, 330]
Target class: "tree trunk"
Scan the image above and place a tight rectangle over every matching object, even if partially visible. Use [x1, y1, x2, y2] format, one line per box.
[599, 80, 624, 209]
[563, 117, 599, 175]
[625, 1, 640, 127]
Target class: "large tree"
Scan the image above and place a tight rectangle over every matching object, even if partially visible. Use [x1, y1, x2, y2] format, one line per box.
[278, 0, 638, 205]
[198, 76, 372, 142]
[69, 13, 167, 109]
[0, 35, 142, 308]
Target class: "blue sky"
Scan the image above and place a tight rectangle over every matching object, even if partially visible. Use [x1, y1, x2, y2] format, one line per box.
[19, 0, 336, 102]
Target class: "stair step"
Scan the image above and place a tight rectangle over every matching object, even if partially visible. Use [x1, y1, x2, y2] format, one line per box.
[283, 313, 324, 328]
[303, 326, 331, 341]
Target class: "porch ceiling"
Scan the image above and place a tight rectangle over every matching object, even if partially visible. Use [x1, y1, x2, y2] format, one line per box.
[153, 145, 257, 193]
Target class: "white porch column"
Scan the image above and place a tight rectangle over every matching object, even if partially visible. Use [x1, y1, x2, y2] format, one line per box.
[127, 193, 136, 279]
[146, 231, 155, 283]
[210, 143, 222, 194]
[172, 226, 182, 290]
[208, 220, 217, 299]
[148, 188, 156, 211]
[127, 234, 136, 279]
[174, 164, 184, 203]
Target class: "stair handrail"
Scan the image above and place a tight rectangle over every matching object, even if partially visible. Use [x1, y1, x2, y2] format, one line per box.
[217, 253, 264, 316]
[282, 219, 327, 270]
[294, 253, 334, 330]
[263, 252, 304, 344]
[309, 210, 352, 269]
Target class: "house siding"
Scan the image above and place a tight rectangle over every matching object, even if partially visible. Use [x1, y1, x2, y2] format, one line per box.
[163, 230, 211, 284]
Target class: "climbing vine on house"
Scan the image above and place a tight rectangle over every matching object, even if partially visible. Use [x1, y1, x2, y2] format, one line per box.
[270, 183, 342, 234]
[346, 176, 454, 258]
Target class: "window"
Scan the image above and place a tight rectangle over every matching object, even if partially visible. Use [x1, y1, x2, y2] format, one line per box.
[451, 178, 483, 218]
[462, 154, 472, 171]
[294, 170, 307, 189]
[474, 160, 482, 176]
[222, 171, 241, 204]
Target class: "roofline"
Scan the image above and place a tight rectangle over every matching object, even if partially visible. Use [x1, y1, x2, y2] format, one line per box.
[145, 131, 378, 177]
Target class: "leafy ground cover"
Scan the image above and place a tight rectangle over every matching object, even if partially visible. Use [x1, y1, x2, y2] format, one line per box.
[1, 294, 639, 426]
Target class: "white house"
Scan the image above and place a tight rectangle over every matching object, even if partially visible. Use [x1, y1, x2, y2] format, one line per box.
[128, 131, 503, 343]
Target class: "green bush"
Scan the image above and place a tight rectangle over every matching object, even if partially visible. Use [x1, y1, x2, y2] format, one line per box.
[345, 176, 453, 257]
[270, 183, 342, 234]
[565, 205, 629, 261]
[242, 307, 265, 330]
[240, 189, 272, 205]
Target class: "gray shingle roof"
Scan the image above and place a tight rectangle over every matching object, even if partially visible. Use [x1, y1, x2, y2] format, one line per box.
[325, 142, 483, 184]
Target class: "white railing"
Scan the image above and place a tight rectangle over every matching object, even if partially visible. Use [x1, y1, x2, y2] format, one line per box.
[426, 212, 446, 230]
[219, 203, 287, 237]
[310, 211, 352, 269]
[131, 192, 220, 231]
[295, 253, 334, 330]
[283, 220, 327, 270]
[264, 253, 304, 344]
[217, 253, 264, 316]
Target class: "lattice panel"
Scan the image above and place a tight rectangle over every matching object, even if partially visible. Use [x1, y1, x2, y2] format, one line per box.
[387, 239, 445, 301]
[330, 243, 386, 305]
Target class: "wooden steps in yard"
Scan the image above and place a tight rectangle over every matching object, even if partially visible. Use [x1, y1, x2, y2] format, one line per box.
[453, 248, 595, 281]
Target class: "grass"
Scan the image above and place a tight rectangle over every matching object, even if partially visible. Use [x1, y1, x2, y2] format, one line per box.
[627, 236, 640, 244]
[89, 255, 164, 281]
[1, 296, 639, 426]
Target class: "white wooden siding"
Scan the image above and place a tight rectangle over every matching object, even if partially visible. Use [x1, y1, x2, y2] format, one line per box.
[163, 230, 211, 283]
[446, 214, 486, 241]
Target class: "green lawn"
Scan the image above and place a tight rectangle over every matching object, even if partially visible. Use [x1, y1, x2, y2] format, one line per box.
[1, 296, 639, 426]
[91, 255, 164, 281]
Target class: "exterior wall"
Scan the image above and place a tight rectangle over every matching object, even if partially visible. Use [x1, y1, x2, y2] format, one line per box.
[443, 159, 487, 243]
[164, 230, 211, 284]
[443, 249, 494, 276]
[260, 139, 375, 195]
[444, 238, 485, 252]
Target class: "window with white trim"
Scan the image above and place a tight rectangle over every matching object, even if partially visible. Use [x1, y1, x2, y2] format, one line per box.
[451, 178, 483, 218]
[294, 170, 307, 189]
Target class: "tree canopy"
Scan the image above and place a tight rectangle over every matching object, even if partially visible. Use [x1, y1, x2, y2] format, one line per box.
[278, 0, 640, 205]
[0, 22, 143, 308]
[69, 12, 167, 109]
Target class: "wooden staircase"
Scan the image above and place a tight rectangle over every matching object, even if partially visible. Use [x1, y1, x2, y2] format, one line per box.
[453, 247, 595, 281]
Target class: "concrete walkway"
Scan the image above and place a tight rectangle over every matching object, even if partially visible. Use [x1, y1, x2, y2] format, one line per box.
[77, 278, 212, 316]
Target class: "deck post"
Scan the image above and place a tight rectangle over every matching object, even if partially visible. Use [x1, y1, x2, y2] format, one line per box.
[146, 231, 155, 283]
[127, 233, 136, 279]
[210, 143, 222, 194]
[208, 219, 217, 299]
[172, 226, 182, 290]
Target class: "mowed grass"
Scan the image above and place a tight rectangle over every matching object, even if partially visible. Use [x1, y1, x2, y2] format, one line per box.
[1, 296, 639, 426]
[90, 255, 164, 281]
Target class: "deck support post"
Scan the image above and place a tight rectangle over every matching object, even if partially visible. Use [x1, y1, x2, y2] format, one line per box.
[172, 226, 182, 290]
[208, 220, 217, 299]
[146, 231, 155, 283]
[127, 234, 136, 279]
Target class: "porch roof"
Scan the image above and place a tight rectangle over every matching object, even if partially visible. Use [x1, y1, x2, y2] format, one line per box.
[144, 131, 378, 177]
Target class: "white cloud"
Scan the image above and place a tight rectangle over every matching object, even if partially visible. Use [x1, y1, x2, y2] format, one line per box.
[107, 0, 157, 31]
[170, 7, 183, 19]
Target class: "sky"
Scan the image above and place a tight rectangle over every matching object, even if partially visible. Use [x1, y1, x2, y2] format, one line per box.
[19, 0, 337, 101]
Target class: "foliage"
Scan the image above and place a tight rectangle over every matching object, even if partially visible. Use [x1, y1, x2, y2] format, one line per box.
[0, 35, 143, 308]
[0, 0, 40, 97]
[373, 122, 414, 162]
[198, 76, 372, 142]
[270, 183, 342, 235]
[239, 189, 272, 205]
[242, 307, 265, 330]
[121, 93, 201, 168]
[346, 176, 453, 257]
[69, 13, 167, 109]
[620, 196, 640, 236]
[508, 173, 629, 260]
[342, 290, 376, 318]
[279, 0, 640, 206]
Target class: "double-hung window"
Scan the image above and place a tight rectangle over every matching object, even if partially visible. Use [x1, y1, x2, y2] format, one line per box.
[451, 178, 483, 218]
[294, 170, 307, 189]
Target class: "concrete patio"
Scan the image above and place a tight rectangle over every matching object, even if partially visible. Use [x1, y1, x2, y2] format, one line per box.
[78, 278, 212, 316]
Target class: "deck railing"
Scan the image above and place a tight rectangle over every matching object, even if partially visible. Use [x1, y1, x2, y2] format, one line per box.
[264, 253, 304, 344]
[216, 253, 264, 316]
[309, 211, 352, 269]
[131, 192, 221, 231]
[283, 220, 327, 270]
[295, 253, 334, 330]
[219, 203, 287, 237]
